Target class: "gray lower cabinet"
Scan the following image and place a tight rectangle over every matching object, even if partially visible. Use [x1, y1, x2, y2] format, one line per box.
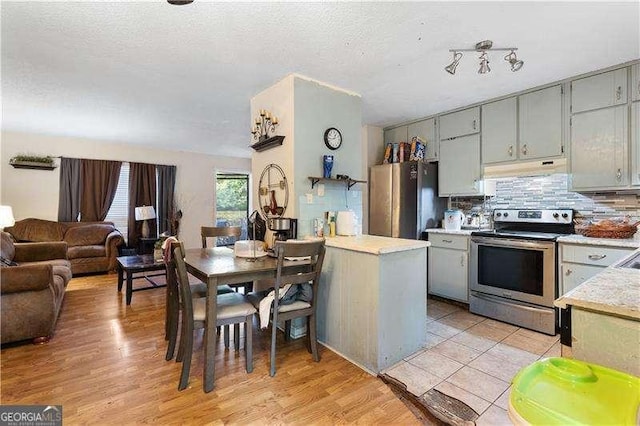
[428, 233, 469, 302]
[570, 104, 628, 190]
[558, 242, 634, 295]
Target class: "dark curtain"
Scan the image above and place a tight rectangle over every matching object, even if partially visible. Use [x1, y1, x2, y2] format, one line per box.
[157, 165, 176, 235]
[58, 157, 83, 222]
[128, 163, 157, 249]
[79, 159, 122, 222]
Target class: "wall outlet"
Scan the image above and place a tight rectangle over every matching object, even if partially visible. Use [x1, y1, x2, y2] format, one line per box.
[317, 184, 325, 196]
[306, 193, 313, 203]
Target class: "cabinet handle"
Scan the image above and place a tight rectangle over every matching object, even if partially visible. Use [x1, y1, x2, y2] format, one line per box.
[615, 86, 622, 101]
[637, 81, 640, 97]
[522, 144, 528, 156]
[508, 145, 513, 157]
[616, 168, 622, 181]
[460, 254, 465, 267]
[588, 254, 606, 260]
[565, 268, 573, 276]
[442, 239, 453, 243]
[472, 119, 477, 130]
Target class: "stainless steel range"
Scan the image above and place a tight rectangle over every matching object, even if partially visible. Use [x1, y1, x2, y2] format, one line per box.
[469, 209, 574, 335]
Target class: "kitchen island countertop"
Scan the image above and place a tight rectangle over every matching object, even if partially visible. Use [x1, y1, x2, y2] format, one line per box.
[324, 234, 429, 255]
[555, 248, 640, 320]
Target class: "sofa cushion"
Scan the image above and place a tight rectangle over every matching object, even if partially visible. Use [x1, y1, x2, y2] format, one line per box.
[1, 232, 15, 261]
[67, 245, 106, 259]
[21, 260, 73, 284]
[6, 218, 65, 242]
[65, 224, 114, 247]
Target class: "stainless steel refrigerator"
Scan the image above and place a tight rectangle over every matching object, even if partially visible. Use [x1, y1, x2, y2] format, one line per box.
[369, 162, 446, 239]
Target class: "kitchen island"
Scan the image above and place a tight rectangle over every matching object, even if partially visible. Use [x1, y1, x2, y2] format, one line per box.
[555, 247, 640, 376]
[317, 235, 429, 374]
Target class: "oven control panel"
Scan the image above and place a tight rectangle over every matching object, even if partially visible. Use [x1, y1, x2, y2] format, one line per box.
[493, 209, 573, 223]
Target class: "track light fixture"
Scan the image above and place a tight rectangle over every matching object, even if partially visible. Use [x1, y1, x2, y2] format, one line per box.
[444, 40, 524, 75]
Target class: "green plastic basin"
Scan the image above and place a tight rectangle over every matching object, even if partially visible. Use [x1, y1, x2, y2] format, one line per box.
[510, 357, 640, 425]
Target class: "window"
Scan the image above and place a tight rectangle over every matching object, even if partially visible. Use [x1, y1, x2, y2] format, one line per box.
[215, 173, 249, 243]
[105, 163, 130, 244]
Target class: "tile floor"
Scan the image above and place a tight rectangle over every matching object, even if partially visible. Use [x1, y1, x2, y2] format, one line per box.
[382, 298, 560, 425]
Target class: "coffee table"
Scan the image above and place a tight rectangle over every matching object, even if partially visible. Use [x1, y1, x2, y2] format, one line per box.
[116, 254, 167, 305]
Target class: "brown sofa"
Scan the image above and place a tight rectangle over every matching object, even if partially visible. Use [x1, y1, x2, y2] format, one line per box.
[6, 218, 124, 275]
[1, 232, 72, 344]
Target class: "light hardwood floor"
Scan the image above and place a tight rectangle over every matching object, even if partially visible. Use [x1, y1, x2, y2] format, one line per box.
[1, 273, 421, 424]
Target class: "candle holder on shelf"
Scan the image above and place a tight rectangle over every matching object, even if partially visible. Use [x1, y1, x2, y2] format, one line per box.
[250, 109, 285, 151]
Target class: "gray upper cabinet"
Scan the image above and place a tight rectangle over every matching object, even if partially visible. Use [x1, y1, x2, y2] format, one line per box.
[571, 104, 628, 190]
[632, 101, 639, 186]
[632, 63, 640, 102]
[572, 68, 628, 114]
[518, 85, 564, 160]
[481, 97, 518, 164]
[407, 118, 438, 161]
[383, 126, 408, 145]
[439, 134, 482, 196]
[439, 107, 480, 140]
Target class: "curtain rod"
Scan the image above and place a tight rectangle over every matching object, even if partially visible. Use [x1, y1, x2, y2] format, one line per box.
[56, 156, 177, 167]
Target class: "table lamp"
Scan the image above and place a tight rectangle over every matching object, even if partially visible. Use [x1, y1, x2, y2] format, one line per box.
[135, 205, 156, 238]
[0, 205, 15, 230]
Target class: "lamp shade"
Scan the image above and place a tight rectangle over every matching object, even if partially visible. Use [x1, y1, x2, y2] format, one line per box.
[135, 206, 156, 221]
[0, 205, 15, 229]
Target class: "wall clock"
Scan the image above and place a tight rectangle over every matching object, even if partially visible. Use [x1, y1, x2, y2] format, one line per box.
[324, 127, 342, 150]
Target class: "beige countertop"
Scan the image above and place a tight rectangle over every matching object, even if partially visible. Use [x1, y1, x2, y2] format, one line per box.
[324, 234, 429, 255]
[557, 234, 640, 248]
[555, 248, 640, 320]
[424, 228, 475, 236]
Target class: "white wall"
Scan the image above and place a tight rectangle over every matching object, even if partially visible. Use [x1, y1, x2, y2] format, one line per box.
[0, 131, 251, 248]
[250, 75, 295, 218]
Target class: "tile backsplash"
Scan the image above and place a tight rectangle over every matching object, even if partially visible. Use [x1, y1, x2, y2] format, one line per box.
[451, 174, 640, 220]
[298, 186, 363, 238]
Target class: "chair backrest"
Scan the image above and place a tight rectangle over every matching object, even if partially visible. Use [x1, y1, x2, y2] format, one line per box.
[272, 239, 326, 308]
[171, 241, 195, 321]
[201, 226, 242, 248]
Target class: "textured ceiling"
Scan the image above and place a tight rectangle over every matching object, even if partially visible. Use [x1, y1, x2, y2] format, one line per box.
[2, 1, 639, 158]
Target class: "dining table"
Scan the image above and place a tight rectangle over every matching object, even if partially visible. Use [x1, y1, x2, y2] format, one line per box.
[184, 246, 308, 393]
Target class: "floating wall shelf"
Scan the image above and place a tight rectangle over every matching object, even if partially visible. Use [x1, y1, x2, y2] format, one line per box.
[250, 135, 285, 152]
[308, 176, 366, 190]
[9, 161, 57, 171]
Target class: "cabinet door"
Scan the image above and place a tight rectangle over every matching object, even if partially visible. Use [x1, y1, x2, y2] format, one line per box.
[407, 118, 438, 160]
[632, 63, 640, 102]
[383, 126, 408, 145]
[482, 97, 517, 164]
[519, 85, 563, 160]
[632, 102, 640, 186]
[439, 107, 480, 140]
[428, 247, 468, 302]
[572, 68, 628, 114]
[560, 263, 603, 296]
[439, 134, 481, 196]
[571, 104, 628, 189]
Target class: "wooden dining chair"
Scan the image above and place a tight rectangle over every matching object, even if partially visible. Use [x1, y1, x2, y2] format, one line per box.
[172, 241, 256, 391]
[201, 226, 252, 293]
[247, 239, 326, 377]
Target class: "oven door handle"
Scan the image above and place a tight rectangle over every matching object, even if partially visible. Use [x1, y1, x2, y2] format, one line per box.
[471, 236, 554, 250]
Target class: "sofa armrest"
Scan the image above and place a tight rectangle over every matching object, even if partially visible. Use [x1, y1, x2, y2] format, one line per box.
[105, 231, 124, 271]
[13, 241, 68, 262]
[0, 264, 52, 294]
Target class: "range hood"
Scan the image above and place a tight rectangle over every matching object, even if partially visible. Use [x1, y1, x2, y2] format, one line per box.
[483, 158, 567, 179]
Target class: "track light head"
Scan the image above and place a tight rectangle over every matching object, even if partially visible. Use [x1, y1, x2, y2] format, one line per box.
[478, 53, 491, 74]
[445, 52, 463, 75]
[504, 50, 524, 72]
